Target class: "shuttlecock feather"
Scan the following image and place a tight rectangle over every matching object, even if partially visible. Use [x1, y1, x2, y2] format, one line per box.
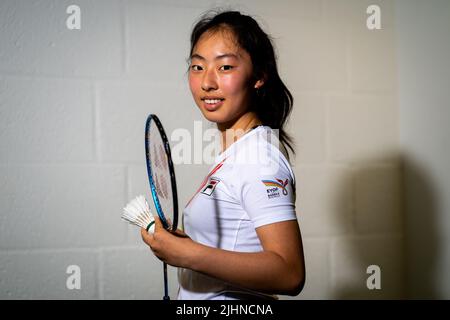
[122, 195, 155, 234]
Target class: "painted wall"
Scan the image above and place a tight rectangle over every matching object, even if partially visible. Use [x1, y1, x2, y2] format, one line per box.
[396, 0, 450, 299]
[1, 0, 405, 299]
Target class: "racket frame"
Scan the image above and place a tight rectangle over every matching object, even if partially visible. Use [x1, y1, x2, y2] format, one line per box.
[145, 114, 179, 301]
[145, 114, 179, 232]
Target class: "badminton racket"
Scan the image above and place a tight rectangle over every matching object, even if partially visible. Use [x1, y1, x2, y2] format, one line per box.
[145, 114, 179, 300]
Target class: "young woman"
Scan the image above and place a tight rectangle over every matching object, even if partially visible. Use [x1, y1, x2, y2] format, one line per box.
[141, 10, 305, 300]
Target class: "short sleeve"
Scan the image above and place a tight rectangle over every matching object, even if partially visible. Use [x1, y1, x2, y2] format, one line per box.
[232, 143, 297, 229]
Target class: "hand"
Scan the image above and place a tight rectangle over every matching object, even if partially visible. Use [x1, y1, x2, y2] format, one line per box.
[141, 215, 195, 268]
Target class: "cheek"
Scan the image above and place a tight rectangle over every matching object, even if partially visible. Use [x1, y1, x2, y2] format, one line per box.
[188, 75, 201, 96]
[221, 74, 250, 97]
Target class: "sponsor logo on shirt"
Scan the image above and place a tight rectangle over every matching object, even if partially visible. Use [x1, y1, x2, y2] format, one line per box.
[262, 178, 289, 199]
[186, 158, 227, 207]
[201, 177, 221, 196]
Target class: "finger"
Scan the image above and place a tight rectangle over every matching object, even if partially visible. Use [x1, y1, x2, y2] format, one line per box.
[153, 214, 168, 230]
[141, 228, 154, 246]
[153, 214, 173, 233]
[174, 228, 188, 237]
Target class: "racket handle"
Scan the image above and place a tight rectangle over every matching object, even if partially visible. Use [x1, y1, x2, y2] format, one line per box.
[163, 262, 170, 300]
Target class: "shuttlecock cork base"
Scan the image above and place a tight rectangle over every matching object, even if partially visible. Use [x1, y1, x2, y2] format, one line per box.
[122, 195, 156, 234]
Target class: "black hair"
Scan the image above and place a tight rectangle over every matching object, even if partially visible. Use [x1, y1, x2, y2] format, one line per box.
[189, 10, 295, 157]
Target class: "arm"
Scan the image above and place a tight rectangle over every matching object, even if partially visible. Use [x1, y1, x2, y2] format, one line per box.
[142, 218, 305, 296]
[190, 219, 305, 295]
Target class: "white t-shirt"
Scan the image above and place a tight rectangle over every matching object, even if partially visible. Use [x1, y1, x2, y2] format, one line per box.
[177, 126, 297, 300]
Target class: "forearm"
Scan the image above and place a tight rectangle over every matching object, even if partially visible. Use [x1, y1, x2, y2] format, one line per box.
[186, 241, 301, 295]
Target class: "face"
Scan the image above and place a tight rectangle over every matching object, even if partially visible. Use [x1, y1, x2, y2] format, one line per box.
[188, 29, 263, 125]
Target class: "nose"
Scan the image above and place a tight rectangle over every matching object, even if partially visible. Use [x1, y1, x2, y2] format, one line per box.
[201, 68, 218, 91]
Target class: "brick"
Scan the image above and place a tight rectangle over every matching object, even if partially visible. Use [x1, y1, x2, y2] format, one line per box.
[354, 165, 402, 234]
[288, 93, 326, 164]
[97, 82, 202, 162]
[126, 1, 206, 81]
[0, 250, 97, 299]
[271, 18, 348, 91]
[349, 27, 397, 93]
[0, 78, 94, 163]
[328, 95, 398, 163]
[323, 0, 395, 28]
[214, 0, 322, 21]
[296, 165, 352, 236]
[331, 235, 405, 299]
[322, 0, 397, 93]
[101, 247, 179, 299]
[0, 165, 127, 249]
[0, 0, 122, 76]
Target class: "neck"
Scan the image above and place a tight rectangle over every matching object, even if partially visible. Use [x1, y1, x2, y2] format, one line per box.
[217, 111, 262, 152]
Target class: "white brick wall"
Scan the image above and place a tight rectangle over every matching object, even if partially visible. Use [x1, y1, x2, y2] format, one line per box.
[0, 78, 94, 163]
[331, 235, 404, 299]
[0, 249, 98, 299]
[101, 247, 179, 299]
[397, 0, 450, 298]
[0, 0, 404, 299]
[0, 0, 123, 77]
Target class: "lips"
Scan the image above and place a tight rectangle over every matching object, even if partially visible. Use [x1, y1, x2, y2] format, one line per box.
[201, 97, 225, 111]
[204, 98, 222, 104]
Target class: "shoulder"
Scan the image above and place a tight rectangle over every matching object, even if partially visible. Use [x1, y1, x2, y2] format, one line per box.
[229, 126, 294, 182]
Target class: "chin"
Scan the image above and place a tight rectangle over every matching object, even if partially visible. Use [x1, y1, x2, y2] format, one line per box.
[199, 108, 229, 124]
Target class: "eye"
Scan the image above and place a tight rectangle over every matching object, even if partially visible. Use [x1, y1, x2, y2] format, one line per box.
[190, 65, 203, 71]
[219, 65, 234, 71]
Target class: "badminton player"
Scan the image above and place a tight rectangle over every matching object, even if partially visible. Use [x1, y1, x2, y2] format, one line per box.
[141, 10, 305, 300]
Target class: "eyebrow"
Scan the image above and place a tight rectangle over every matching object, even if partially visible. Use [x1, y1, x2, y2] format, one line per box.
[190, 53, 239, 61]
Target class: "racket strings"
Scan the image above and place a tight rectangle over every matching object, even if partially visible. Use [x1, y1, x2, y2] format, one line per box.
[148, 123, 173, 224]
[145, 115, 178, 300]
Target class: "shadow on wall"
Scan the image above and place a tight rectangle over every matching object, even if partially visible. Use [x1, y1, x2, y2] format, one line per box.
[402, 155, 439, 299]
[331, 152, 438, 299]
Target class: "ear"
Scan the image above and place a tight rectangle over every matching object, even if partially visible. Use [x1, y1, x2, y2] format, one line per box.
[254, 78, 265, 89]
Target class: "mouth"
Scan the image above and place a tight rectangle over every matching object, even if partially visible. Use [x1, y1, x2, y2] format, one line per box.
[200, 97, 225, 111]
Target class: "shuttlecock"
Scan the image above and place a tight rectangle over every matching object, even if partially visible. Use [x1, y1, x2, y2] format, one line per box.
[122, 195, 155, 234]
